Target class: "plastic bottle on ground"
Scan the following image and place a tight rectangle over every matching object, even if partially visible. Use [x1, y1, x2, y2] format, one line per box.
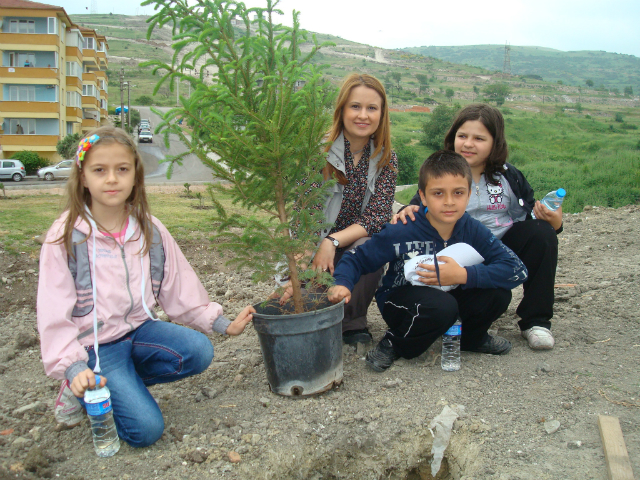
[532, 188, 566, 219]
[84, 375, 120, 457]
[441, 317, 462, 371]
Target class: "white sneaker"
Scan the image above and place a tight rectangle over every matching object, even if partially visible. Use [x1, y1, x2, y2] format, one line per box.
[54, 380, 84, 430]
[522, 327, 555, 350]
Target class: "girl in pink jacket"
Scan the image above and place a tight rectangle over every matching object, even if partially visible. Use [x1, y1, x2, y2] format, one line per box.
[37, 126, 254, 448]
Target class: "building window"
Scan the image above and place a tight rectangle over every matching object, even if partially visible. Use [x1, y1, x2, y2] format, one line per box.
[9, 52, 36, 67]
[10, 20, 35, 34]
[82, 84, 96, 97]
[8, 119, 36, 135]
[66, 91, 82, 108]
[83, 37, 95, 50]
[67, 122, 74, 134]
[66, 61, 82, 78]
[47, 17, 58, 35]
[8, 85, 36, 102]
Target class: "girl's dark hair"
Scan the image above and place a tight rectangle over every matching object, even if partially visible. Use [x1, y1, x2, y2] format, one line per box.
[418, 150, 472, 192]
[443, 104, 508, 185]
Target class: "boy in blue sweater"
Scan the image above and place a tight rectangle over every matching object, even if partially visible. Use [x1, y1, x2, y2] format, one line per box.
[328, 150, 528, 371]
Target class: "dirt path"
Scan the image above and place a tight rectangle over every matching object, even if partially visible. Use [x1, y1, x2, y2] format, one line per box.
[0, 202, 638, 479]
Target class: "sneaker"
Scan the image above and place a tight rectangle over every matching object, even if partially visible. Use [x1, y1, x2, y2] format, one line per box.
[522, 327, 555, 350]
[342, 328, 373, 345]
[466, 335, 512, 355]
[54, 380, 84, 430]
[365, 338, 399, 372]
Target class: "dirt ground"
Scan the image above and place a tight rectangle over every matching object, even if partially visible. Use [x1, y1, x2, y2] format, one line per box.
[0, 203, 638, 480]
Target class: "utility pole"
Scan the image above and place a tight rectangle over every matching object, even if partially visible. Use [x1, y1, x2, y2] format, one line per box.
[119, 68, 125, 129]
[126, 82, 131, 132]
[502, 42, 511, 77]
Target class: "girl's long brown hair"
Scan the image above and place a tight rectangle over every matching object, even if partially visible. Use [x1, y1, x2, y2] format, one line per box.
[323, 73, 393, 184]
[443, 104, 508, 186]
[55, 126, 153, 256]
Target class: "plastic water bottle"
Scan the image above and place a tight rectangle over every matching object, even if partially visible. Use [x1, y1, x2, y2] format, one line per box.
[84, 375, 120, 457]
[441, 318, 462, 371]
[532, 188, 566, 219]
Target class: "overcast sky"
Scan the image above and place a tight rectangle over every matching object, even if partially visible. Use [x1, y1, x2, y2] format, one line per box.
[58, 0, 640, 58]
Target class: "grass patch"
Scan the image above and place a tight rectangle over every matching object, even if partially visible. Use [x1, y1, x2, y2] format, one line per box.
[0, 190, 270, 257]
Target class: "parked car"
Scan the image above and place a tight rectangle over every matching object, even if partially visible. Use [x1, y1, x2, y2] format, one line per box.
[138, 129, 153, 143]
[37, 160, 73, 181]
[0, 159, 26, 182]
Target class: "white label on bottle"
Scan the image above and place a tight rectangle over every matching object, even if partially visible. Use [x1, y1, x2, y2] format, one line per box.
[85, 398, 112, 416]
[445, 325, 461, 336]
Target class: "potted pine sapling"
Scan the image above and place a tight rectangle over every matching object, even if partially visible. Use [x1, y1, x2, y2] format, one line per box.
[143, 0, 343, 396]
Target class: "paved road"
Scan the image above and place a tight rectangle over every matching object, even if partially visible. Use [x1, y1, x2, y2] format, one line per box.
[136, 106, 217, 183]
[6, 107, 218, 189]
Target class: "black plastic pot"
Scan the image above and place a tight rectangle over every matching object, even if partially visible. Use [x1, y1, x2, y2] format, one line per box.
[253, 297, 344, 397]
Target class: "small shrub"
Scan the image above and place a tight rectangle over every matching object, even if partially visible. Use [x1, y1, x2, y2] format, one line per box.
[395, 144, 420, 186]
[620, 123, 638, 130]
[183, 182, 192, 196]
[136, 95, 153, 106]
[56, 133, 81, 160]
[10, 151, 49, 174]
[614, 113, 624, 123]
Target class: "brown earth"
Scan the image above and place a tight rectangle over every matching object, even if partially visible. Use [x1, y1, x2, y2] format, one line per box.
[0, 203, 639, 479]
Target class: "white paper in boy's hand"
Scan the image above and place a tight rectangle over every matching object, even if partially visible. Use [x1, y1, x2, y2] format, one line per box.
[404, 243, 485, 291]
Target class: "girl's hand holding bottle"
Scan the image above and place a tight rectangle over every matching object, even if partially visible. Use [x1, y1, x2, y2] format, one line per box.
[225, 305, 256, 336]
[532, 202, 563, 231]
[70, 368, 107, 397]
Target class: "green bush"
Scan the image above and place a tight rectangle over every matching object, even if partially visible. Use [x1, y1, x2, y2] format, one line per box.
[395, 144, 421, 186]
[10, 151, 49, 174]
[136, 95, 153, 106]
[56, 133, 81, 159]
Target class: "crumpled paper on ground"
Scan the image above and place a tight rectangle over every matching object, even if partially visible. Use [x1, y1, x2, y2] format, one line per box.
[428, 404, 465, 476]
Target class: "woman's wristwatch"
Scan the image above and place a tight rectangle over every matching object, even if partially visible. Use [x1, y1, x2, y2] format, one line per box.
[325, 235, 339, 247]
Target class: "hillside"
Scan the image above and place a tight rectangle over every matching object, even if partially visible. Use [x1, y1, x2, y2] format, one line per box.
[403, 45, 640, 91]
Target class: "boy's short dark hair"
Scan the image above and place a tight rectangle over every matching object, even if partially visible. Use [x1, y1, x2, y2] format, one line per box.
[418, 150, 472, 192]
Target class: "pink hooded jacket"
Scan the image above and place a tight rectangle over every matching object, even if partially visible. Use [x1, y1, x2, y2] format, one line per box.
[37, 212, 230, 380]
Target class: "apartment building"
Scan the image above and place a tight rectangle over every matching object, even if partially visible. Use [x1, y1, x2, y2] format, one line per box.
[0, 0, 109, 161]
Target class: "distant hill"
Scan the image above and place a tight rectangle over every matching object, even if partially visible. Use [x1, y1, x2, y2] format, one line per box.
[403, 45, 640, 90]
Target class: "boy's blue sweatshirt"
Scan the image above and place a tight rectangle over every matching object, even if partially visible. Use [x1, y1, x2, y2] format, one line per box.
[333, 212, 528, 307]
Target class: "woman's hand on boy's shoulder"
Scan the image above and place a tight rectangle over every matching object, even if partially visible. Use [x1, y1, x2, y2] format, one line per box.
[532, 202, 563, 231]
[70, 369, 107, 397]
[226, 305, 255, 336]
[390, 204, 420, 225]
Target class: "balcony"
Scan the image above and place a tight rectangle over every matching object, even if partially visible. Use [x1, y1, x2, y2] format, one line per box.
[66, 45, 83, 61]
[0, 66, 59, 80]
[0, 33, 59, 48]
[82, 72, 97, 83]
[66, 76, 82, 89]
[82, 118, 99, 129]
[0, 101, 59, 115]
[66, 106, 83, 120]
[82, 96, 99, 108]
[1, 134, 59, 149]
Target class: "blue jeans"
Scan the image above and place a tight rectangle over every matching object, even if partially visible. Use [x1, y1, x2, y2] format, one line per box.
[84, 320, 214, 448]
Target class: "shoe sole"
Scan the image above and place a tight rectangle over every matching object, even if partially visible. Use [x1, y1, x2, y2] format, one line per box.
[365, 358, 388, 372]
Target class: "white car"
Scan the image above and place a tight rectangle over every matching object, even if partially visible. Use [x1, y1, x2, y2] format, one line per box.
[138, 129, 153, 143]
[38, 160, 73, 181]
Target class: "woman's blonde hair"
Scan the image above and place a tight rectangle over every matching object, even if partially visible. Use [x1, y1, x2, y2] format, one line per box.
[56, 126, 153, 256]
[323, 73, 392, 184]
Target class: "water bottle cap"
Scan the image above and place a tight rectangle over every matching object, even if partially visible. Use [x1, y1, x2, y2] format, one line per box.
[94, 375, 101, 385]
[556, 188, 566, 197]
